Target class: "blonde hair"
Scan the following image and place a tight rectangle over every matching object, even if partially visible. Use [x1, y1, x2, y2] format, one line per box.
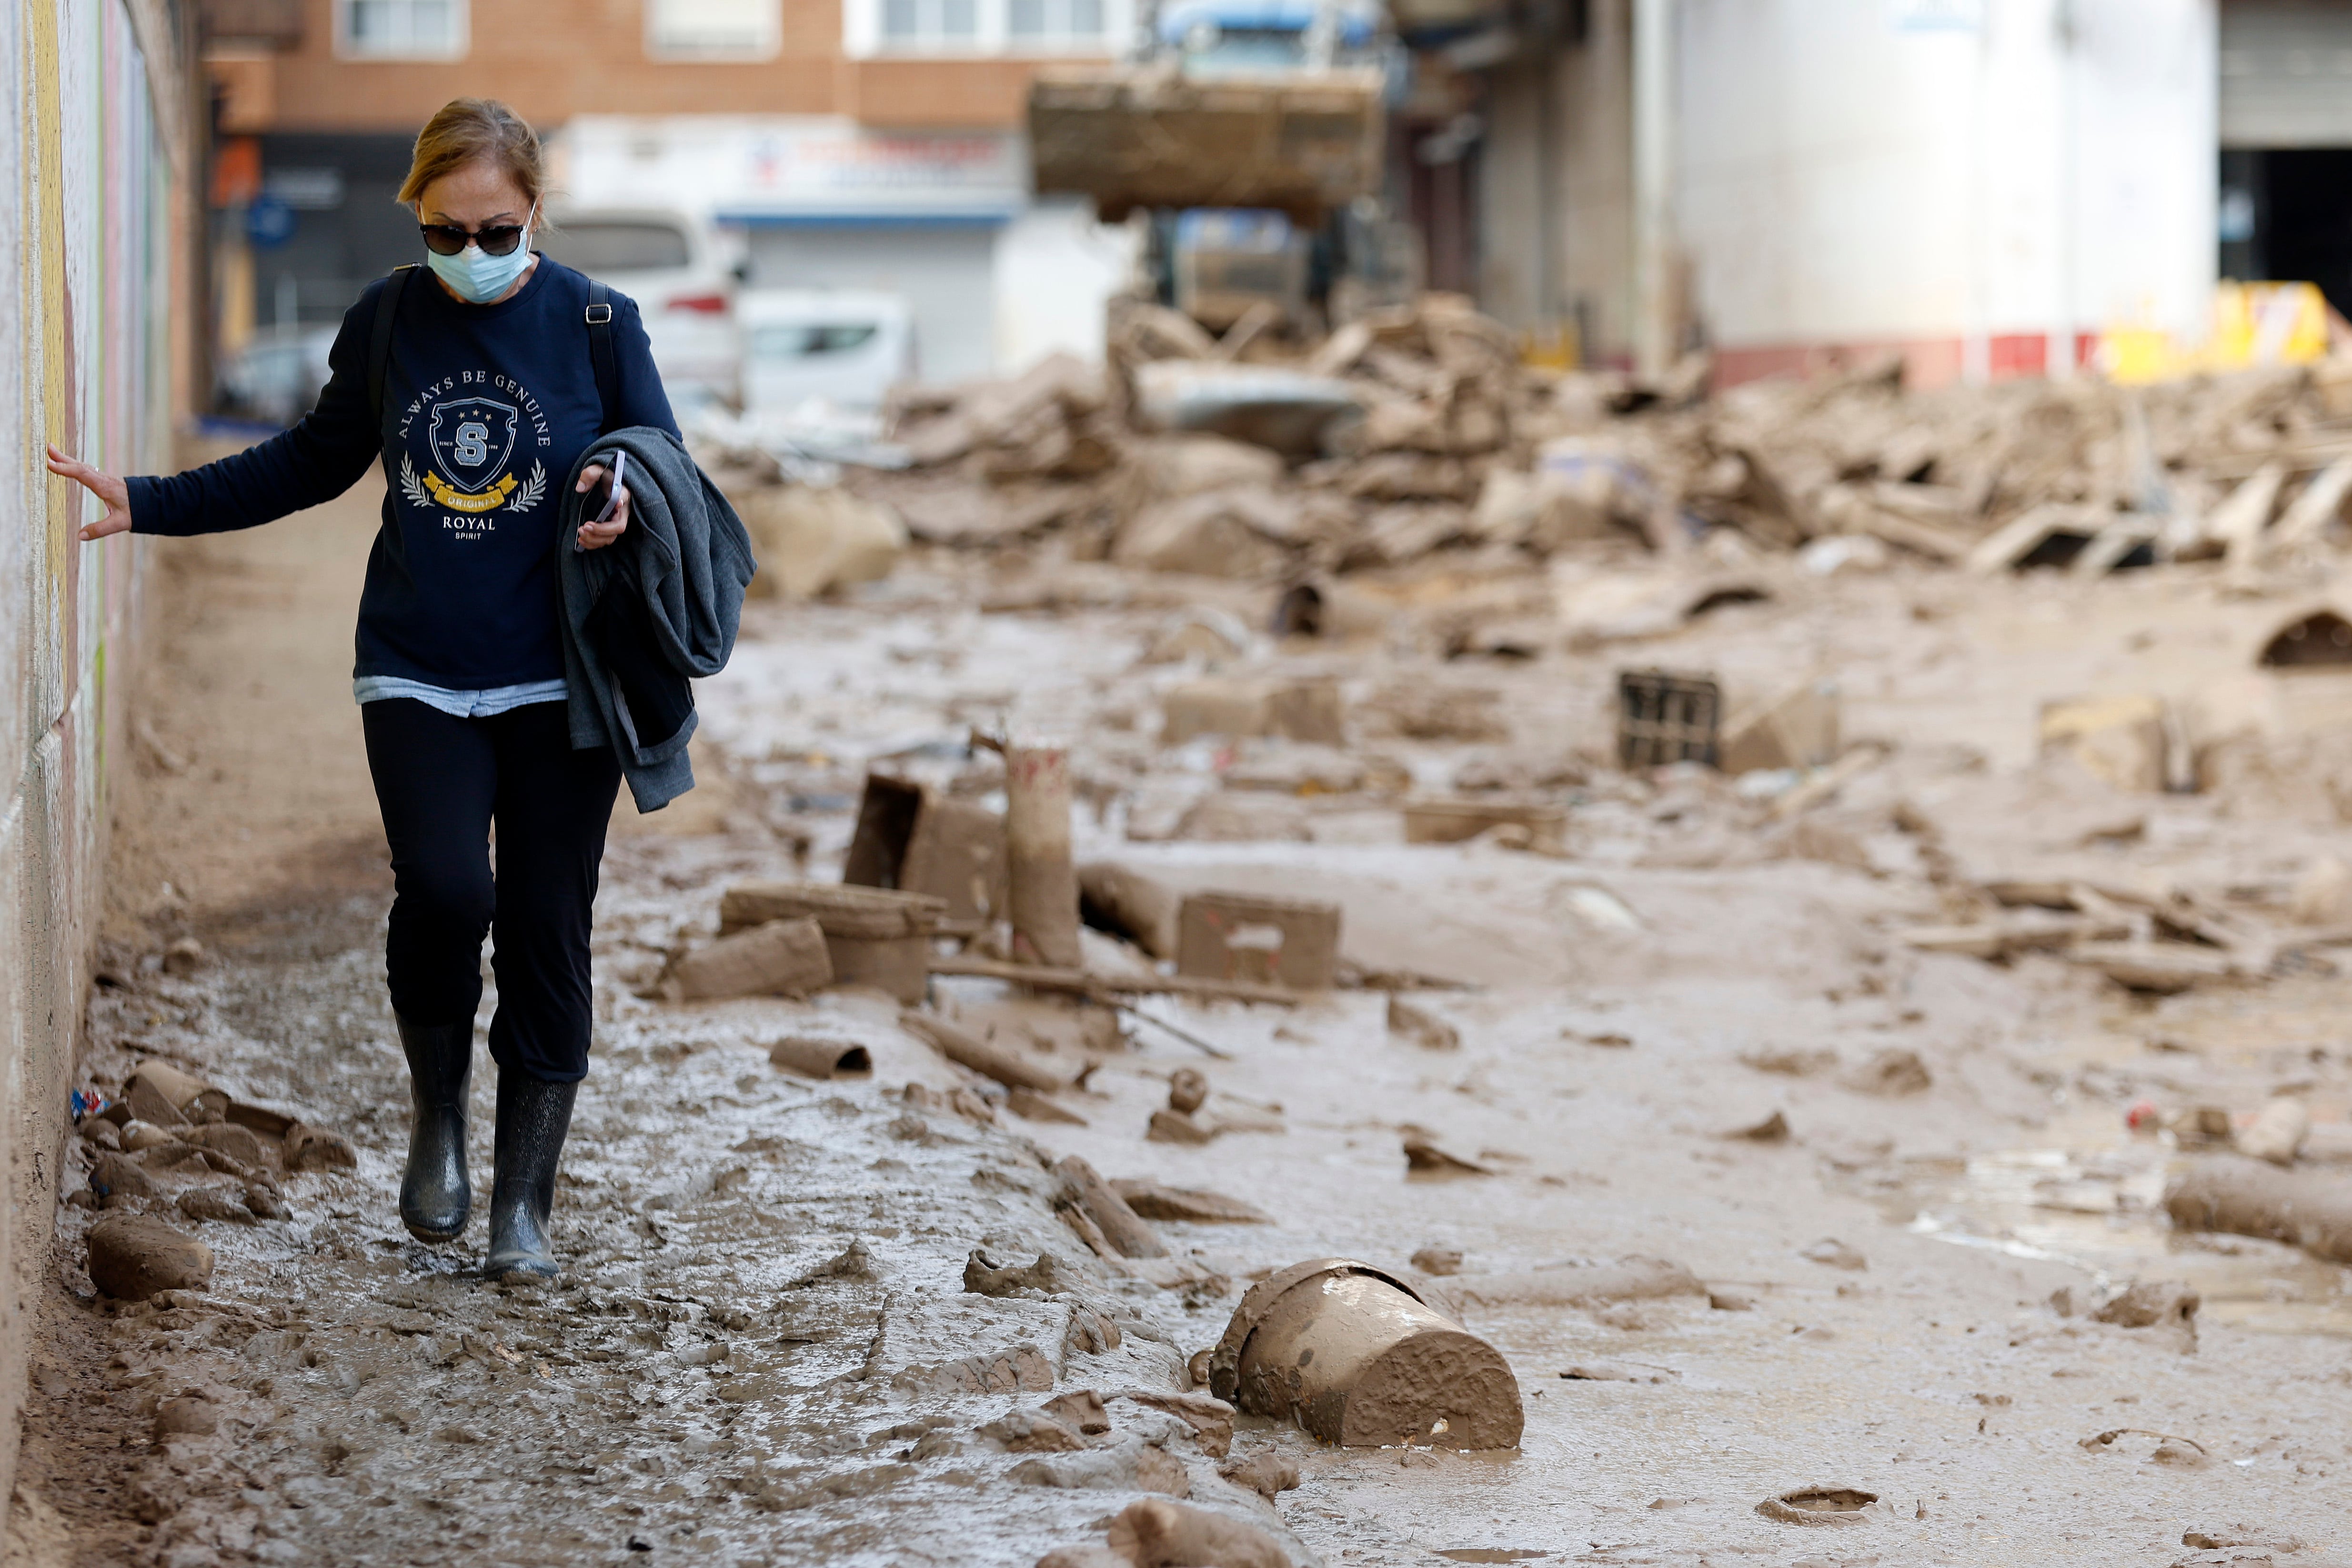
[397, 98, 543, 210]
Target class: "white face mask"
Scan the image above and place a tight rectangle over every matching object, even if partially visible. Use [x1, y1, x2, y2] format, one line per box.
[425, 210, 536, 303]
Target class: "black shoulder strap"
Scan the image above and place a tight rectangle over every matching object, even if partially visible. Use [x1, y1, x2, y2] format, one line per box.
[369, 264, 415, 453]
[586, 281, 618, 434]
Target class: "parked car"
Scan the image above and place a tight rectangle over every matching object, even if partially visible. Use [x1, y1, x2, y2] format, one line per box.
[737, 289, 914, 417]
[537, 206, 740, 411]
[215, 322, 338, 427]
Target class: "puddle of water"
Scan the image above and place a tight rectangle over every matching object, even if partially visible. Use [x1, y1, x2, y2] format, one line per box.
[1879, 1139, 2352, 1337]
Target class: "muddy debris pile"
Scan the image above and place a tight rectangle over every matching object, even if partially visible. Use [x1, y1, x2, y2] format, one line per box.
[850, 294, 1543, 575]
[65, 364, 2352, 1566]
[1903, 871, 2286, 996]
[67, 1060, 359, 1299]
[1599, 351, 2352, 578]
[1040, 1497, 1294, 1568]
[655, 771, 1360, 1022]
[721, 291, 2352, 591]
[52, 878, 1348, 1568]
[698, 449, 912, 601]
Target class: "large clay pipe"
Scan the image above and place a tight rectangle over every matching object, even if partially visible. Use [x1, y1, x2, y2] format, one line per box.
[2165, 1156, 2352, 1265]
[1208, 1257, 1523, 1449]
[1005, 744, 1082, 968]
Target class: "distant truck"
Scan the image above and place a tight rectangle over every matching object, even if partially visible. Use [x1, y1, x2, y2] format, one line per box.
[1026, 0, 1407, 333]
[1028, 67, 1384, 225]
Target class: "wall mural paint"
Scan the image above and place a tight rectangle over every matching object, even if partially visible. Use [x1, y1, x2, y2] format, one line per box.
[0, 0, 179, 1506]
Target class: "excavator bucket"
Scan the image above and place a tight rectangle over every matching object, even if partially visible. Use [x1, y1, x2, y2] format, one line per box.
[1027, 62, 1386, 225]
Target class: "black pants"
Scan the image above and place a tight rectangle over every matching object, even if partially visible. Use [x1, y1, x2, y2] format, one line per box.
[362, 698, 622, 1083]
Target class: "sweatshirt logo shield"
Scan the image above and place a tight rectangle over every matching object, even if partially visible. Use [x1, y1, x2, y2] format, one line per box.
[423, 396, 523, 513]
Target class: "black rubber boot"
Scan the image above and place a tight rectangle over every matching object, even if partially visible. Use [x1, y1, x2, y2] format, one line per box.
[485, 1072, 578, 1281]
[396, 1016, 474, 1242]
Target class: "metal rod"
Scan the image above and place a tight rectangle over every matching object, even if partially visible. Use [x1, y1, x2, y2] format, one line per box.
[1113, 1000, 1235, 1060]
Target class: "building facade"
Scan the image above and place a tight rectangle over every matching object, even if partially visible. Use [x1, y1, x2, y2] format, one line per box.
[1674, 0, 2217, 386]
[1462, 0, 2352, 386]
[1465, 0, 2228, 382]
[213, 1, 2352, 391]
[2217, 0, 2352, 315]
[203, 0, 1135, 386]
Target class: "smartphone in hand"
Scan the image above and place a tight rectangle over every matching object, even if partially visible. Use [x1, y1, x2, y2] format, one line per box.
[593, 452, 628, 523]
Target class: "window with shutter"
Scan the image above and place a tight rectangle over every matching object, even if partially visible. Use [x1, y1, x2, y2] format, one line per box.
[848, 0, 1125, 56]
[336, 0, 467, 59]
[647, 0, 784, 60]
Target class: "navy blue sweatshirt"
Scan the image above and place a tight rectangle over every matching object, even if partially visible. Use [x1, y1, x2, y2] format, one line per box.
[128, 259, 679, 690]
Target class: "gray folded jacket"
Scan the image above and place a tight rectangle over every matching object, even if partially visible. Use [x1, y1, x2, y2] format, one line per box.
[557, 427, 757, 812]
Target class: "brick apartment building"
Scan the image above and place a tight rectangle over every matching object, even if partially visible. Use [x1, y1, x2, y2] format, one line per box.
[201, 0, 1136, 388]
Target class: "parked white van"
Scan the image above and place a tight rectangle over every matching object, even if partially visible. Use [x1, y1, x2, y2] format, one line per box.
[538, 207, 740, 410]
[737, 289, 914, 417]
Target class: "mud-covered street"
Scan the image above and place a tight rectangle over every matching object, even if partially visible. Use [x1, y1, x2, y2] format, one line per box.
[20, 7, 2352, 1566]
[12, 433, 2352, 1568]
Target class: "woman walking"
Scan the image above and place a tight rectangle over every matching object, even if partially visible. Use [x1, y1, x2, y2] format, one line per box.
[46, 99, 737, 1280]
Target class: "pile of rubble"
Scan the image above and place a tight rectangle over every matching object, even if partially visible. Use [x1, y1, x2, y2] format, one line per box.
[842, 292, 1550, 575]
[700, 288, 2352, 595]
[1903, 873, 2287, 996]
[1632, 351, 2352, 578]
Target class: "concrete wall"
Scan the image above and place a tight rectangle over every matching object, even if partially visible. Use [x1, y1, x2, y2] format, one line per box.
[1518, 0, 2216, 379]
[0, 0, 186, 1505]
[1674, 0, 2216, 384]
[992, 199, 1137, 374]
[1475, 58, 1547, 332]
[1481, 0, 1637, 365]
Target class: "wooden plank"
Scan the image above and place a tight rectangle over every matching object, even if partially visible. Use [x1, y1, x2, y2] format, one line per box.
[1402, 798, 1568, 851]
[1849, 505, 1975, 563]
[1767, 745, 1883, 820]
[897, 1010, 1072, 1092]
[1966, 503, 2105, 574]
[927, 953, 1302, 1006]
[2268, 456, 2352, 554]
[2195, 439, 2352, 482]
[2216, 463, 2290, 569]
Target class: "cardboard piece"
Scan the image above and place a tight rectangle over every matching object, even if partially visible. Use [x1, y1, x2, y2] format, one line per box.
[1401, 799, 1567, 851]
[844, 774, 1009, 924]
[1719, 679, 1840, 775]
[1174, 891, 1340, 991]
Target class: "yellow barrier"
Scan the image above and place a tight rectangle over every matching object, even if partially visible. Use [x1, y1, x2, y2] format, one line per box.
[2101, 281, 2334, 383]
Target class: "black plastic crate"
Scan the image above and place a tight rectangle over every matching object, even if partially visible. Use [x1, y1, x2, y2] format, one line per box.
[1618, 669, 1721, 769]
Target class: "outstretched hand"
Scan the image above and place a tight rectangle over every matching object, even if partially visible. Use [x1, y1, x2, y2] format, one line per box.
[45, 445, 131, 541]
[573, 464, 629, 552]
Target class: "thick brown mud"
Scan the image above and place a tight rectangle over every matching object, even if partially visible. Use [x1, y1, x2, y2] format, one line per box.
[15, 472, 2352, 1566]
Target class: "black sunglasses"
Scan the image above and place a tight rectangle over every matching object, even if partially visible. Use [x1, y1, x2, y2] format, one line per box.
[419, 221, 529, 258]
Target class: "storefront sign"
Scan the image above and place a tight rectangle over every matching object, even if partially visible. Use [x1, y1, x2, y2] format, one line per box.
[558, 116, 1026, 225]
